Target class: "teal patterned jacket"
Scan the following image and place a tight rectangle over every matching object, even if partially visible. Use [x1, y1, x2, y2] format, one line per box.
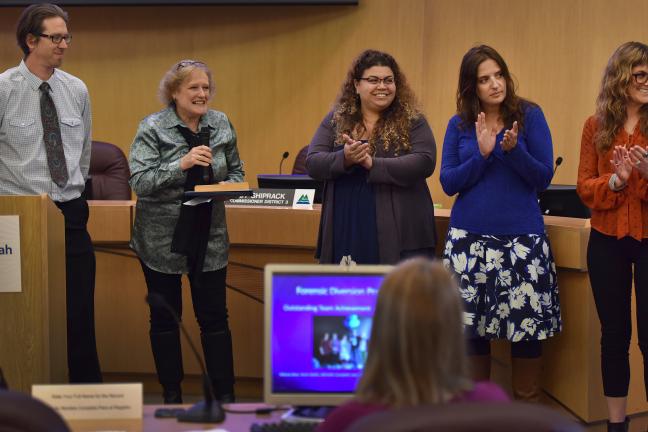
[128, 107, 244, 274]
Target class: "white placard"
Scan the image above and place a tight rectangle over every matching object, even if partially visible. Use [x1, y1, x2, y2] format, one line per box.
[0, 215, 21, 293]
[32, 383, 143, 420]
[292, 189, 315, 210]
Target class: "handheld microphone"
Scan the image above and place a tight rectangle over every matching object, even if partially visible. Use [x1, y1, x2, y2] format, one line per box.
[198, 127, 212, 184]
[553, 156, 563, 175]
[279, 151, 290, 175]
[146, 294, 224, 423]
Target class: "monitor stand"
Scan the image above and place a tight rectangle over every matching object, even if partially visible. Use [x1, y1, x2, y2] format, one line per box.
[281, 406, 335, 423]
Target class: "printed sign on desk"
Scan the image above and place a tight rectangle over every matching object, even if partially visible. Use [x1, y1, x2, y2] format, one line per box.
[226, 189, 315, 208]
[0, 215, 21, 293]
[32, 383, 143, 420]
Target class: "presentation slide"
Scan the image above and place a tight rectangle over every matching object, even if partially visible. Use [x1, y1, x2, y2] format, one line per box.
[271, 274, 382, 394]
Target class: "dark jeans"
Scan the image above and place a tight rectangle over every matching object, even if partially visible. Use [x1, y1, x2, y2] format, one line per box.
[54, 197, 102, 383]
[139, 261, 229, 334]
[587, 229, 648, 398]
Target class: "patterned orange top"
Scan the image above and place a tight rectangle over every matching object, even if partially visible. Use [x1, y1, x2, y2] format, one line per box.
[577, 115, 648, 240]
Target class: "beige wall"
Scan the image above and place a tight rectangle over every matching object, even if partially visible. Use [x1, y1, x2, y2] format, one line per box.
[1, 0, 648, 208]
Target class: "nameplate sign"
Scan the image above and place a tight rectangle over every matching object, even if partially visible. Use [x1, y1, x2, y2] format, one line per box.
[32, 383, 143, 420]
[226, 188, 315, 209]
[0, 215, 21, 293]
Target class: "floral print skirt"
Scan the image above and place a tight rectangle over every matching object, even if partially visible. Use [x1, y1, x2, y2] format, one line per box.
[442, 227, 562, 342]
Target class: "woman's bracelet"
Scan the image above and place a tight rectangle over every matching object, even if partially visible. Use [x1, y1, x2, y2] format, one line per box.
[608, 173, 627, 192]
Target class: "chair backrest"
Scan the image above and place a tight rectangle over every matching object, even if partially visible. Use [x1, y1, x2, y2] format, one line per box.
[88, 140, 131, 200]
[345, 401, 584, 432]
[291, 145, 309, 175]
[0, 389, 70, 432]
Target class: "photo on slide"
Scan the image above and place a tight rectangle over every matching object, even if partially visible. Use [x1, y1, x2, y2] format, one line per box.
[312, 315, 372, 370]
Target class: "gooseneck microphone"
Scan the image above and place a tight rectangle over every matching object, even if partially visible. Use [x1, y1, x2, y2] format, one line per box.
[553, 156, 563, 175]
[198, 127, 212, 184]
[278, 151, 290, 175]
[146, 293, 224, 423]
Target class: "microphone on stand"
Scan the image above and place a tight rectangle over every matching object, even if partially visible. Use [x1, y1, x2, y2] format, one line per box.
[553, 156, 563, 176]
[198, 127, 212, 184]
[146, 293, 224, 423]
[279, 151, 290, 174]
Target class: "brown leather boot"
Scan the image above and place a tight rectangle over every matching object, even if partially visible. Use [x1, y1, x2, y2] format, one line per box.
[511, 357, 542, 403]
[469, 355, 491, 381]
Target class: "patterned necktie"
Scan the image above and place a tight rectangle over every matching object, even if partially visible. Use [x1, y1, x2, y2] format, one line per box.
[40, 82, 68, 187]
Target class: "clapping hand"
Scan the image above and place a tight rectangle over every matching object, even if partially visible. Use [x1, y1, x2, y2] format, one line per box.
[610, 146, 633, 186]
[628, 145, 648, 179]
[475, 112, 497, 158]
[342, 134, 371, 168]
[501, 121, 519, 152]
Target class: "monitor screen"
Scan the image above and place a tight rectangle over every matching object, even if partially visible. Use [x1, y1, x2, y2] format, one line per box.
[538, 184, 590, 218]
[264, 264, 391, 406]
[257, 174, 323, 204]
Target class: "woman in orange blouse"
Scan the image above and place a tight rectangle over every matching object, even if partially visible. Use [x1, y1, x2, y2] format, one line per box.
[577, 41, 648, 432]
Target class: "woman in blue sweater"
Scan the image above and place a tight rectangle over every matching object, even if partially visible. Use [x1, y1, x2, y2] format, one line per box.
[440, 45, 561, 402]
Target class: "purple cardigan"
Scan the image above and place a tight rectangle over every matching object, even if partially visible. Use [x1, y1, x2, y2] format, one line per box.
[316, 381, 510, 432]
[306, 111, 437, 264]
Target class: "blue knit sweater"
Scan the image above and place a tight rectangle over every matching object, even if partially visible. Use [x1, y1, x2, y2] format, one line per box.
[440, 105, 553, 235]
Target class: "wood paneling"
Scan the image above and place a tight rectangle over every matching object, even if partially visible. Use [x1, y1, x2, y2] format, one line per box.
[0, 195, 67, 392]
[4, 1, 646, 210]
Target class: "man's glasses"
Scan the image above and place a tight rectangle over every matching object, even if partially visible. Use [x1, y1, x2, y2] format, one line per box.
[358, 76, 395, 86]
[632, 71, 648, 85]
[38, 33, 72, 45]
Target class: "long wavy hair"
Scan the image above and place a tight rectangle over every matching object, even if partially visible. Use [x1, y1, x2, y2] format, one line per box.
[355, 258, 471, 407]
[594, 41, 648, 153]
[332, 50, 420, 155]
[456, 45, 533, 131]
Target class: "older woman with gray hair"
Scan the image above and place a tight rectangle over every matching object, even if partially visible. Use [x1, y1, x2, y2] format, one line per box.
[128, 59, 244, 404]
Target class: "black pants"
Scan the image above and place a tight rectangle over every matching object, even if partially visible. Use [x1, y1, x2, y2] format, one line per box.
[587, 229, 648, 398]
[54, 197, 102, 383]
[139, 262, 229, 334]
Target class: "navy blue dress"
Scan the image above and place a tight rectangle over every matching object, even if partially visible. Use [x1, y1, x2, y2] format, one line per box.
[332, 144, 379, 264]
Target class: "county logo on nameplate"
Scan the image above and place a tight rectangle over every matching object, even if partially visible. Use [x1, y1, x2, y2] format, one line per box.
[0, 215, 21, 293]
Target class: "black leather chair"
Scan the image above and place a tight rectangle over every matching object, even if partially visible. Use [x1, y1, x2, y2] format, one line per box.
[0, 389, 70, 432]
[292, 145, 309, 175]
[86, 140, 131, 200]
[345, 401, 584, 432]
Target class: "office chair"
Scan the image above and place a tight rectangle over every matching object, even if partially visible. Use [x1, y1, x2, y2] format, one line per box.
[291, 145, 309, 175]
[87, 140, 131, 200]
[0, 389, 70, 432]
[345, 401, 584, 432]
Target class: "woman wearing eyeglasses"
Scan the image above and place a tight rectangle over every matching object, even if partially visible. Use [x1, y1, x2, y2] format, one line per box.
[440, 45, 561, 403]
[128, 60, 244, 404]
[306, 49, 437, 265]
[577, 41, 648, 432]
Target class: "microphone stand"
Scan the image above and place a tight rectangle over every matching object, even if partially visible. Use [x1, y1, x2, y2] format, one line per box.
[279, 151, 289, 175]
[146, 294, 225, 423]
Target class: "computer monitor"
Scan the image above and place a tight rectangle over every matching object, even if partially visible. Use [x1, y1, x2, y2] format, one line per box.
[257, 174, 324, 204]
[538, 184, 591, 218]
[264, 264, 392, 407]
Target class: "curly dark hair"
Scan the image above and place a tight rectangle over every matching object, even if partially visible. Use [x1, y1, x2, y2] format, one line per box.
[332, 49, 420, 155]
[456, 45, 534, 131]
